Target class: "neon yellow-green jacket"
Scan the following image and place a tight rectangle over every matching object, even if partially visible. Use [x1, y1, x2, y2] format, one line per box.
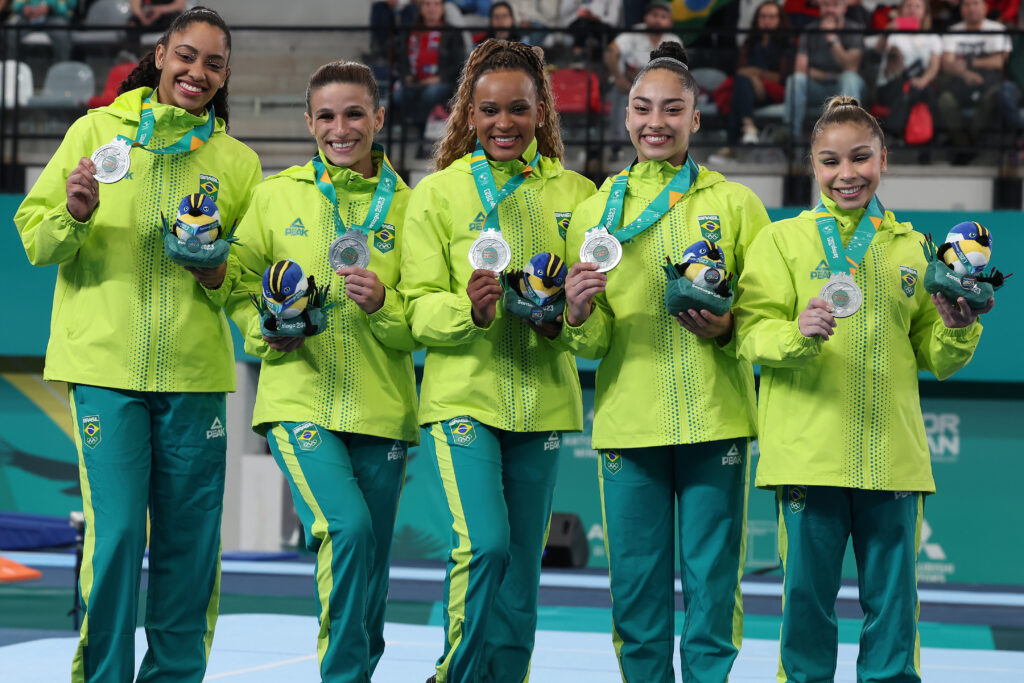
[560, 161, 768, 449]
[735, 196, 983, 492]
[15, 87, 262, 392]
[399, 139, 596, 431]
[227, 151, 419, 442]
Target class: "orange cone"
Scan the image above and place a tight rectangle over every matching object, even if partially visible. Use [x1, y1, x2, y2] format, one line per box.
[0, 555, 42, 583]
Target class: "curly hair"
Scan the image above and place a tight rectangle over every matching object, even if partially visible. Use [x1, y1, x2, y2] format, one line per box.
[117, 6, 233, 125]
[433, 39, 563, 171]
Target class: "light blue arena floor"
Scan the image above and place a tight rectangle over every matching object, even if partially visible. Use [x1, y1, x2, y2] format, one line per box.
[3, 614, 1024, 682]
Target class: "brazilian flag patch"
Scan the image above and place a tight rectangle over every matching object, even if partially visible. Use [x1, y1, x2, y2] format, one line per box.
[900, 265, 918, 298]
[603, 450, 622, 475]
[554, 212, 572, 239]
[698, 214, 722, 243]
[292, 422, 322, 452]
[82, 415, 101, 449]
[448, 417, 477, 446]
[374, 224, 396, 254]
[788, 485, 806, 513]
[199, 174, 219, 202]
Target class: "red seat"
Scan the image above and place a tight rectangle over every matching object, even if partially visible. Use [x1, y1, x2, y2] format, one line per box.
[87, 61, 138, 109]
[550, 67, 604, 115]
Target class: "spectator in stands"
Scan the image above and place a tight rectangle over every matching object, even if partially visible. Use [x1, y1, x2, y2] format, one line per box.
[0, 0, 12, 22]
[392, 0, 465, 139]
[566, 0, 622, 60]
[783, 0, 865, 143]
[130, 0, 186, 33]
[605, 1, 682, 140]
[485, 1, 521, 41]
[370, 0, 418, 60]
[936, 0, 1019, 163]
[713, 1, 794, 159]
[509, 0, 573, 48]
[8, 0, 76, 62]
[873, 0, 941, 138]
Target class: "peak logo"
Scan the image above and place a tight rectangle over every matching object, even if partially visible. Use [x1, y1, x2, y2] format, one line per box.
[721, 443, 742, 465]
[810, 260, 832, 280]
[285, 218, 308, 237]
[206, 417, 225, 439]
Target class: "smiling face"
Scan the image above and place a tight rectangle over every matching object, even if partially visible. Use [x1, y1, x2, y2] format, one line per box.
[154, 21, 230, 116]
[626, 68, 699, 167]
[812, 122, 887, 210]
[305, 81, 384, 177]
[469, 69, 544, 162]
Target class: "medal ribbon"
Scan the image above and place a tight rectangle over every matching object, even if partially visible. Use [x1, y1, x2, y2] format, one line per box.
[115, 96, 216, 154]
[814, 196, 885, 275]
[588, 155, 700, 242]
[311, 143, 398, 237]
[470, 141, 541, 233]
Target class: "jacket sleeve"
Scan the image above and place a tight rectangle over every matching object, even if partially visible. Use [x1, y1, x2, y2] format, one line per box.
[557, 200, 613, 360]
[399, 176, 486, 347]
[15, 117, 98, 267]
[735, 226, 824, 367]
[366, 198, 418, 351]
[909, 291, 982, 380]
[222, 187, 284, 362]
[198, 155, 263, 309]
[717, 183, 772, 358]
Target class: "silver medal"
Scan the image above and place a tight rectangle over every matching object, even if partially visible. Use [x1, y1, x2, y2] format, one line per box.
[468, 229, 512, 272]
[328, 229, 371, 271]
[90, 139, 131, 184]
[819, 272, 862, 318]
[580, 228, 623, 272]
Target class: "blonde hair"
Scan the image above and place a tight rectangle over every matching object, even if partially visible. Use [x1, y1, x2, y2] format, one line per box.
[433, 39, 563, 171]
[810, 95, 886, 150]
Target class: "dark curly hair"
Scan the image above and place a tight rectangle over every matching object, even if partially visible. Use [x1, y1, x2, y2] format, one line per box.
[117, 6, 233, 125]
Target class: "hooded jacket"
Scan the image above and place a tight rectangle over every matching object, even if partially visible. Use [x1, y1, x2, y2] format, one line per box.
[560, 160, 769, 449]
[15, 87, 262, 392]
[399, 139, 596, 432]
[735, 196, 982, 492]
[228, 151, 419, 442]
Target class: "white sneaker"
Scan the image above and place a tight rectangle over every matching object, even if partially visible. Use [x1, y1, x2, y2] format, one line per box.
[741, 124, 760, 145]
[708, 147, 735, 166]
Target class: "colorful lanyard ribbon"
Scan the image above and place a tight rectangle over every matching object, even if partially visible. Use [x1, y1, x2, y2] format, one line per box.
[813, 195, 885, 275]
[311, 143, 398, 237]
[470, 141, 542, 232]
[115, 96, 215, 154]
[594, 155, 701, 242]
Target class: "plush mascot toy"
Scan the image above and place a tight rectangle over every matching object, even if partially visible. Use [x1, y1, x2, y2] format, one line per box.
[663, 239, 734, 316]
[251, 259, 333, 337]
[923, 221, 1009, 309]
[500, 252, 568, 323]
[160, 193, 240, 268]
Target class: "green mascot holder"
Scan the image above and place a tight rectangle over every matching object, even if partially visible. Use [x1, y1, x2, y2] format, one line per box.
[250, 277, 334, 338]
[921, 236, 1006, 310]
[662, 258, 735, 317]
[499, 271, 566, 323]
[160, 213, 240, 268]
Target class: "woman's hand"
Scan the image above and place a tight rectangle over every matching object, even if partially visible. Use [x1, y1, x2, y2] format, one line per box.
[66, 157, 99, 223]
[798, 297, 836, 340]
[337, 266, 385, 314]
[263, 335, 306, 353]
[676, 309, 733, 345]
[564, 262, 607, 327]
[185, 262, 227, 289]
[932, 293, 993, 328]
[467, 269, 502, 327]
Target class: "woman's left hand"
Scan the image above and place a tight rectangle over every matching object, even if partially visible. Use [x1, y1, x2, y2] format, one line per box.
[932, 293, 994, 328]
[337, 266, 385, 314]
[186, 262, 227, 289]
[522, 316, 563, 340]
[676, 309, 733, 343]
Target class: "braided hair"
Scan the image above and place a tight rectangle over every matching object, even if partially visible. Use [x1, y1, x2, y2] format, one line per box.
[433, 38, 563, 171]
[117, 6, 233, 125]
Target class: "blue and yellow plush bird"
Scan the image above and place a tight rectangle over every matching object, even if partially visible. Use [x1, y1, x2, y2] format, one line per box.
[521, 252, 568, 306]
[173, 193, 221, 245]
[262, 259, 310, 319]
[938, 221, 991, 276]
[677, 239, 729, 296]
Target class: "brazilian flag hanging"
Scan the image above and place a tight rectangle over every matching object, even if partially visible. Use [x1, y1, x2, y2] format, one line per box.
[670, 0, 736, 41]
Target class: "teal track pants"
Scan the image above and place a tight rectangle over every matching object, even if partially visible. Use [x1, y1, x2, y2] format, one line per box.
[427, 417, 561, 683]
[775, 486, 925, 683]
[268, 423, 407, 683]
[598, 438, 750, 683]
[69, 384, 227, 683]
